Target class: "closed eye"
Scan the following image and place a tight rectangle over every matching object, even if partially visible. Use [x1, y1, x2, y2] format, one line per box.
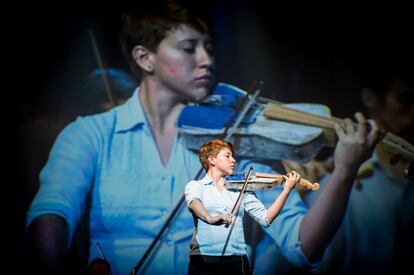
[179, 40, 196, 53]
[182, 47, 195, 53]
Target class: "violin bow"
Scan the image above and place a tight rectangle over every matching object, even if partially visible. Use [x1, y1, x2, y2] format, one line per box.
[221, 166, 254, 255]
[88, 29, 116, 106]
[230, 167, 254, 215]
[131, 82, 262, 275]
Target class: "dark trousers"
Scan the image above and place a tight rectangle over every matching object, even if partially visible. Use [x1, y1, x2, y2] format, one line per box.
[188, 255, 251, 275]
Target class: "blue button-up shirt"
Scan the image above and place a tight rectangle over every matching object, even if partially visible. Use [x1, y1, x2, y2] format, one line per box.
[185, 174, 269, 256]
[27, 88, 314, 275]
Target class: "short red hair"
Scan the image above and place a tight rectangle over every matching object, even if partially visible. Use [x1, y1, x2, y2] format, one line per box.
[199, 139, 234, 171]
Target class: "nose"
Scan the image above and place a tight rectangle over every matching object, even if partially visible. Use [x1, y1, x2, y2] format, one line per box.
[197, 47, 214, 70]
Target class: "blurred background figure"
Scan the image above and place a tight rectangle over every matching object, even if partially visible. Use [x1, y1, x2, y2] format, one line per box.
[82, 67, 138, 114]
[286, 69, 414, 275]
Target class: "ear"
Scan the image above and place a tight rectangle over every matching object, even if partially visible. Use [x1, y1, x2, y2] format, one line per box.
[208, 155, 216, 167]
[361, 87, 380, 111]
[131, 45, 154, 74]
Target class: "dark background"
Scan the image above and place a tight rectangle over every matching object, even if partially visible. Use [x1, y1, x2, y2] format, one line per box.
[12, 2, 414, 118]
[8, 0, 413, 270]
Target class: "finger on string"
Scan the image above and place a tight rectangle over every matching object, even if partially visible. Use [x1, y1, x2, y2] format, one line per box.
[354, 112, 367, 139]
[367, 119, 380, 146]
[334, 122, 346, 139]
[344, 118, 355, 134]
[296, 172, 301, 182]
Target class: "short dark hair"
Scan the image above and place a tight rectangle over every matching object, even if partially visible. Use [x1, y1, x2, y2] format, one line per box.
[119, 0, 212, 79]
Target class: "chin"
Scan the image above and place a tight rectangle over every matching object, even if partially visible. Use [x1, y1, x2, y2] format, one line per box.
[189, 87, 210, 102]
[186, 89, 208, 102]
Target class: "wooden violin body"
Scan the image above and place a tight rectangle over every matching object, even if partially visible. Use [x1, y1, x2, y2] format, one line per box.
[177, 83, 414, 167]
[178, 83, 332, 162]
[225, 172, 320, 191]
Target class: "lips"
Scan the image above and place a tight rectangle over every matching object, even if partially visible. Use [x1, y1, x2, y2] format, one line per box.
[195, 75, 212, 86]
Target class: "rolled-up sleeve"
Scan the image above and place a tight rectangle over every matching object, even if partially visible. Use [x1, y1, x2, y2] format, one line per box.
[26, 117, 98, 243]
[184, 180, 202, 207]
[244, 191, 270, 227]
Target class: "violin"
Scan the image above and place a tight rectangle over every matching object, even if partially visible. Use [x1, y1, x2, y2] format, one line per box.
[225, 171, 320, 191]
[178, 82, 414, 174]
[221, 166, 317, 254]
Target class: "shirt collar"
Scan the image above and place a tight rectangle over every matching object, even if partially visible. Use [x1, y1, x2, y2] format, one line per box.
[200, 174, 214, 185]
[115, 87, 146, 133]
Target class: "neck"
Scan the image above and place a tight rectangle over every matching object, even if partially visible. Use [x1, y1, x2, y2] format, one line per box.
[138, 78, 185, 167]
[207, 169, 227, 187]
[139, 78, 185, 133]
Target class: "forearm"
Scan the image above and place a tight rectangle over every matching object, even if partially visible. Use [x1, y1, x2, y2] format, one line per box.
[27, 214, 70, 274]
[299, 114, 378, 262]
[299, 167, 355, 262]
[189, 199, 232, 225]
[189, 199, 214, 223]
[267, 190, 290, 224]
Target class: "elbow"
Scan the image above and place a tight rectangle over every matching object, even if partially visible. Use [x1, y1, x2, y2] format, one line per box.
[263, 216, 271, 228]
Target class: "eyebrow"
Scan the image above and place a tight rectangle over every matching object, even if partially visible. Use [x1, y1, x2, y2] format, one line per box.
[177, 38, 197, 45]
[177, 35, 212, 43]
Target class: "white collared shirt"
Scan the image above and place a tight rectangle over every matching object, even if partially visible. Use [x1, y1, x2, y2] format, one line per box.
[185, 174, 269, 256]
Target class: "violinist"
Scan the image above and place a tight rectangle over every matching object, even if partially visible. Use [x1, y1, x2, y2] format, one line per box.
[185, 139, 300, 275]
[25, 1, 379, 274]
